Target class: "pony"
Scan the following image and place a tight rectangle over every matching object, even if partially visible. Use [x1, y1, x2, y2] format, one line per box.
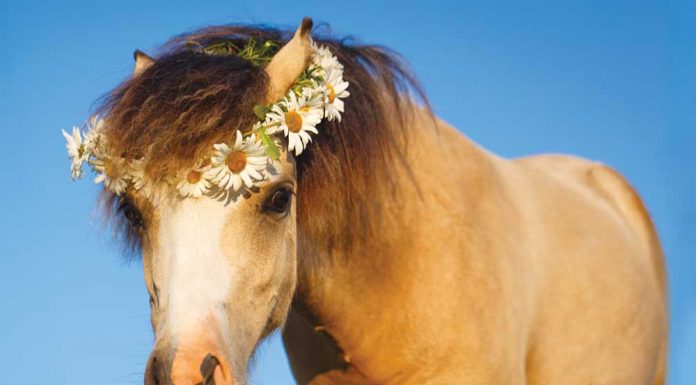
[90, 18, 667, 385]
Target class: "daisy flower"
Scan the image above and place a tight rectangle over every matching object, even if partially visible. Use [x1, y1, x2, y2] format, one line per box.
[62, 126, 88, 179]
[84, 115, 107, 157]
[127, 158, 146, 190]
[93, 156, 129, 195]
[267, 92, 322, 156]
[176, 163, 213, 198]
[312, 42, 342, 74]
[322, 68, 350, 122]
[209, 131, 268, 192]
[302, 86, 324, 109]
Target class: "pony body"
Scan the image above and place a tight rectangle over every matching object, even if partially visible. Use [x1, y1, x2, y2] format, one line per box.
[284, 110, 667, 384]
[93, 21, 666, 385]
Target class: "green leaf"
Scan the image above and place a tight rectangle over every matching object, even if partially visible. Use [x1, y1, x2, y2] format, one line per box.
[258, 128, 280, 160]
[189, 38, 280, 65]
[253, 104, 269, 121]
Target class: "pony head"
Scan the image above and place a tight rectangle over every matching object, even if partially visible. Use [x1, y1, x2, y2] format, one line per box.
[129, 20, 311, 385]
[64, 16, 424, 385]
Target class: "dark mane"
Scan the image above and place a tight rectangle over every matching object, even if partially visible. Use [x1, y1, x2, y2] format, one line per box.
[97, 23, 430, 258]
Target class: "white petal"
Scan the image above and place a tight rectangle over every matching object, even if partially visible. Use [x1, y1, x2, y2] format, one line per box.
[288, 134, 300, 153]
[334, 98, 345, 111]
[231, 174, 243, 191]
[247, 167, 263, 180]
[303, 125, 319, 135]
[217, 173, 231, 189]
[299, 131, 312, 145]
[240, 171, 253, 188]
[234, 130, 243, 148]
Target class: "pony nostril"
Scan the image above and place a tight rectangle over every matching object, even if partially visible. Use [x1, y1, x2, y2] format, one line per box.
[145, 355, 167, 385]
[199, 353, 220, 385]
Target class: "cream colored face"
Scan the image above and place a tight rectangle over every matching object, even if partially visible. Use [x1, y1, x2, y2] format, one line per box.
[126, 20, 314, 385]
[132, 154, 297, 385]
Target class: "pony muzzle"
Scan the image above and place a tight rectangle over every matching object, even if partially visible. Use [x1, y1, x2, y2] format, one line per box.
[145, 334, 235, 385]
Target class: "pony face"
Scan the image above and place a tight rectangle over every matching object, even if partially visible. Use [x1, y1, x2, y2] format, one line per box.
[110, 22, 317, 385]
[130, 152, 297, 385]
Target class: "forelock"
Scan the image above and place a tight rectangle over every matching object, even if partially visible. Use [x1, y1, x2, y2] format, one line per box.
[99, 42, 271, 178]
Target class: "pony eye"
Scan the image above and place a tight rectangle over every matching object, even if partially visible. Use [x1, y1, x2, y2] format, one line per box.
[119, 199, 145, 229]
[264, 187, 293, 215]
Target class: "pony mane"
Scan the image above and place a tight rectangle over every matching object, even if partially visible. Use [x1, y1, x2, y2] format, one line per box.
[97, 23, 430, 258]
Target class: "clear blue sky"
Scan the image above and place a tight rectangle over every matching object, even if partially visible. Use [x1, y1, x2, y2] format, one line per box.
[0, 0, 693, 384]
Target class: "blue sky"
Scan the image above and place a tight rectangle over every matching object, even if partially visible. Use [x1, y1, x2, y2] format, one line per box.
[0, 0, 693, 384]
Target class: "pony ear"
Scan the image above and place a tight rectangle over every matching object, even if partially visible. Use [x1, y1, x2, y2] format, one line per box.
[133, 49, 155, 76]
[264, 17, 314, 102]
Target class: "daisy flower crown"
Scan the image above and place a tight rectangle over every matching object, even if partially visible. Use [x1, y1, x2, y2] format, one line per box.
[62, 40, 349, 198]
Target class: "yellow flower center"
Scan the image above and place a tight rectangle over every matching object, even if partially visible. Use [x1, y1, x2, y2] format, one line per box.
[285, 110, 303, 133]
[326, 83, 336, 103]
[186, 170, 201, 184]
[226, 151, 247, 173]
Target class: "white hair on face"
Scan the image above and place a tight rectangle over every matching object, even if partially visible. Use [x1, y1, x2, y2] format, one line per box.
[161, 198, 236, 337]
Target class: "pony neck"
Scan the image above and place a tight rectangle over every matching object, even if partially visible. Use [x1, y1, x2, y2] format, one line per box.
[292, 107, 495, 359]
